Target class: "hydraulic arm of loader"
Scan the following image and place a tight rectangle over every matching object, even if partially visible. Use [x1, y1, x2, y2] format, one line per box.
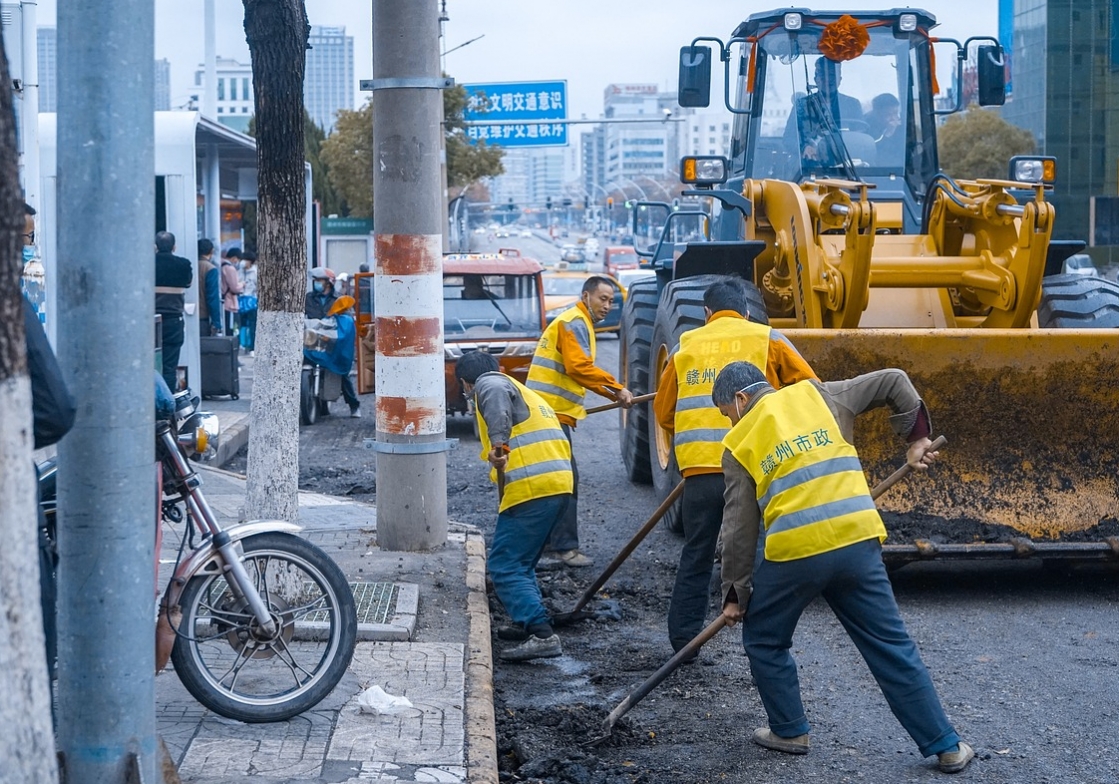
[747, 176, 1055, 330]
[739, 178, 1119, 560]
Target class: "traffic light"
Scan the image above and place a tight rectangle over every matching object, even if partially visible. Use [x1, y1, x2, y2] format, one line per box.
[607, 197, 614, 208]
[546, 196, 553, 210]
[561, 198, 572, 207]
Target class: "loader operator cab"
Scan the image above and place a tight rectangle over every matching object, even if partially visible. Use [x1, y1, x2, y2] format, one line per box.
[678, 8, 1007, 234]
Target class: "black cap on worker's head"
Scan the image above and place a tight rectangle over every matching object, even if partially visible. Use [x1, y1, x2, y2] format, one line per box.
[455, 351, 500, 386]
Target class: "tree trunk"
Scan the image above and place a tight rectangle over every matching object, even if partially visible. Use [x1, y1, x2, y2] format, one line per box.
[0, 25, 61, 784]
[243, 0, 310, 522]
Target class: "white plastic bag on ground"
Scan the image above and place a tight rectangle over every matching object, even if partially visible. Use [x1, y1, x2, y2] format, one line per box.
[356, 685, 415, 716]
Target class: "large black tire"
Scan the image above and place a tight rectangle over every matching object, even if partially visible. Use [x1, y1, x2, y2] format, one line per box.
[648, 275, 768, 535]
[299, 369, 318, 426]
[1037, 274, 1119, 328]
[619, 278, 659, 484]
[171, 532, 357, 723]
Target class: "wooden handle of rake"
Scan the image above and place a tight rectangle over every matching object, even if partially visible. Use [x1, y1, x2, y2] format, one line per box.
[870, 435, 946, 501]
[496, 465, 506, 503]
[585, 392, 656, 415]
[559, 479, 685, 620]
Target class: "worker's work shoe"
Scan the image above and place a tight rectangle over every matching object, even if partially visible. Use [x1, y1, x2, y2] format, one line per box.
[499, 633, 562, 662]
[558, 549, 594, 568]
[752, 727, 810, 755]
[496, 623, 529, 641]
[350, 405, 362, 418]
[937, 742, 975, 774]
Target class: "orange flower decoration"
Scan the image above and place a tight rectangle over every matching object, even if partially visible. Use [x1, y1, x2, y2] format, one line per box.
[818, 15, 871, 62]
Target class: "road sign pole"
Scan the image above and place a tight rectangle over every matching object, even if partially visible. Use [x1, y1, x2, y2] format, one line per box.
[371, 0, 449, 550]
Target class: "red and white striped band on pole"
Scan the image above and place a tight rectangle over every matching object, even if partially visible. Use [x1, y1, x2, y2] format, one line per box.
[374, 233, 445, 437]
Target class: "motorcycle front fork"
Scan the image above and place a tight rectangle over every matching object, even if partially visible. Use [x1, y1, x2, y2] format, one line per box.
[158, 428, 277, 637]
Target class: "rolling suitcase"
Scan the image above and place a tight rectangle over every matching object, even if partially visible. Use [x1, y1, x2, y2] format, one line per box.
[200, 335, 240, 399]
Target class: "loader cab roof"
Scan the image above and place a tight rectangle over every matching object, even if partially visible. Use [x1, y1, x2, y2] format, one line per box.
[732, 8, 938, 38]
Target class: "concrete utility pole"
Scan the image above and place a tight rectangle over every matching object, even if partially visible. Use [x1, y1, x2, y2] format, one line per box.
[56, 0, 157, 781]
[371, 0, 449, 550]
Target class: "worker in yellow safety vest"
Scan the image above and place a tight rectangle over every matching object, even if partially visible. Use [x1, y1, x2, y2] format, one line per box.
[652, 277, 815, 658]
[526, 275, 634, 568]
[711, 361, 974, 775]
[456, 350, 573, 663]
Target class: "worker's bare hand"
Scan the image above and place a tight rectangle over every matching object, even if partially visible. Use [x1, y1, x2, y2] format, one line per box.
[488, 446, 509, 469]
[721, 601, 744, 628]
[616, 388, 635, 409]
[907, 437, 938, 472]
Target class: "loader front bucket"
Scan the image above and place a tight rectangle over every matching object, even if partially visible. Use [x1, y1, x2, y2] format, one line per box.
[786, 329, 1119, 562]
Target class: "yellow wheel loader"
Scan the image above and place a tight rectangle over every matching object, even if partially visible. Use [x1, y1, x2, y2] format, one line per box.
[620, 8, 1119, 562]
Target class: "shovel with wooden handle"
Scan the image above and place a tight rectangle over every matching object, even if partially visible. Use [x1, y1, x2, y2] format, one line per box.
[584, 435, 947, 745]
[584, 392, 656, 415]
[552, 479, 685, 626]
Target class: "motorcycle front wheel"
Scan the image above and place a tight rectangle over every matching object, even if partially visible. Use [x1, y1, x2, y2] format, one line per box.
[299, 369, 318, 425]
[171, 532, 357, 722]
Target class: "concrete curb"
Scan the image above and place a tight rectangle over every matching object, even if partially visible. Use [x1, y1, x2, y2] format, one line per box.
[210, 419, 249, 468]
[464, 528, 499, 784]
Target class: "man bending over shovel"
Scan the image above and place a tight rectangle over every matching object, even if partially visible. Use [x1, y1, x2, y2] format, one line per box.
[712, 362, 975, 775]
[457, 351, 574, 662]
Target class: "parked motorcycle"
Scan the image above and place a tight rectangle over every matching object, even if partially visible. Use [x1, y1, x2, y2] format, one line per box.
[38, 389, 358, 723]
[301, 303, 357, 426]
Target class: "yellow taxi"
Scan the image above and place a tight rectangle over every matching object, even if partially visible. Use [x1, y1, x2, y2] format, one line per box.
[542, 264, 624, 334]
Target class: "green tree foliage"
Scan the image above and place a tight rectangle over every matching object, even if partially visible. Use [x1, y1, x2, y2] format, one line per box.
[938, 106, 1036, 180]
[320, 82, 504, 218]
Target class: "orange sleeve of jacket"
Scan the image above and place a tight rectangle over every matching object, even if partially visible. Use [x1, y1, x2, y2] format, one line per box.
[555, 319, 624, 399]
[767, 332, 818, 386]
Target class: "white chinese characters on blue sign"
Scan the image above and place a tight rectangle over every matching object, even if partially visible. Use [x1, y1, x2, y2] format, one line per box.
[461, 80, 568, 148]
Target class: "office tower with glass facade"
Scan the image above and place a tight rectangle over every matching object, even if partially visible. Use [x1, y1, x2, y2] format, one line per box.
[999, 0, 1119, 261]
[305, 25, 354, 134]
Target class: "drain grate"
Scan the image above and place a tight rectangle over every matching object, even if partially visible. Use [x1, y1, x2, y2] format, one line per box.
[303, 581, 397, 625]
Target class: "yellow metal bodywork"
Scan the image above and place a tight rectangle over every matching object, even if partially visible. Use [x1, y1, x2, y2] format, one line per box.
[734, 177, 1119, 542]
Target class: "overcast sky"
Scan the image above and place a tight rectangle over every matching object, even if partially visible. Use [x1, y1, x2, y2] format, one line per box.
[33, 1, 997, 122]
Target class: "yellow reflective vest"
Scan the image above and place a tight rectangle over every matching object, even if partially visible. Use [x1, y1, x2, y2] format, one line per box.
[477, 377, 574, 513]
[723, 382, 887, 561]
[526, 306, 596, 422]
[673, 317, 770, 471]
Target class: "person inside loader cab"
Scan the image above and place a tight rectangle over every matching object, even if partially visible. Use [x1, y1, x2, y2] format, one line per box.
[457, 350, 573, 663]
[711, 361, 974, 775]
[653, 277, 816, 659]
[526, 275, 634, 568]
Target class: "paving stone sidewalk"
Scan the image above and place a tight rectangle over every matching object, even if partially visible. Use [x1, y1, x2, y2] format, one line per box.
[157, 466, 496, 784]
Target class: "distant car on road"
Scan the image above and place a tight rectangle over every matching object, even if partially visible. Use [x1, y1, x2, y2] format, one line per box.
[495, 228, 511, 238]
[543, 269, 623, 334]
[1063, 254, 1099, 277]
[602, 246, 641, 276]
[519, 229, 533, 238]
[559, 245, 585, 263]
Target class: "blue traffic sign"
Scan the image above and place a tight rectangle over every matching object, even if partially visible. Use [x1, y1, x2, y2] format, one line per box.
[462, 80, 568, 148]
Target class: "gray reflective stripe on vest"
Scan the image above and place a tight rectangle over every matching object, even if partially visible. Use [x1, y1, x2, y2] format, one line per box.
[530, 355, 566, 374]
[676, 395, 715, 412]
[526, 379, 585, 406]
[508, 429, 568, 451]
[566, 318, 592, 354]
[766, 494, 878, 536]
[759, 456, 864, 511]
[505, 459, 572, 483]
[672, 427, 727, 445]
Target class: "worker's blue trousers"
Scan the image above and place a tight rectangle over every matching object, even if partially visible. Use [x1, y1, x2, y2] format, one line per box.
[742, 538, 960, 757]
[489, 493, 570, 629]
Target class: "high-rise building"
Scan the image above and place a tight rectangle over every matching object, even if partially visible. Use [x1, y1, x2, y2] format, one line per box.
[305, 25, 354, 134]
[38, 27, 171, 114]
[37, 26, 56, 113]
[679, 112, 732, 158]
[192, 58, 254, 132]
[999, 0, 1119, 262]
[154, 58, 171, 111]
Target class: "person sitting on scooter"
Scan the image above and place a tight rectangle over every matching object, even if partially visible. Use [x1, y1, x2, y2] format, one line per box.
[305, 267, 337, 320]
[304, 294, 362, 418]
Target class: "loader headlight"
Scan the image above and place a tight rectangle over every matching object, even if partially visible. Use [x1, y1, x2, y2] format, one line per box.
[898, 14, 918, 32]
[681, 155, 728, 185]
[784, 12, 803, 31]
[1009, 155, 1056, 185]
